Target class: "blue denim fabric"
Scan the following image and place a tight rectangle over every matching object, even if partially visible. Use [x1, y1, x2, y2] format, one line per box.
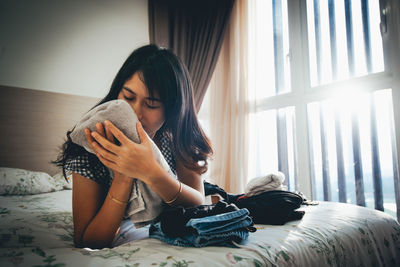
[149, 208, 254, 247]
[186, 208, 252, 234]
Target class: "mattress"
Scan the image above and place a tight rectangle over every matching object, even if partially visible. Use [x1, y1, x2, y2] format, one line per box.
[0, 190, 399, 266]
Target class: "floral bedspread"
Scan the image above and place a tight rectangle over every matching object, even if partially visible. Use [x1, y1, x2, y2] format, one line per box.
[0, 190, 399, 267]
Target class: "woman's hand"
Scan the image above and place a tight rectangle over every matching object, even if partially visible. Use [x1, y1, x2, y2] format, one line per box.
[84, 122, 126, 179]
[84, 122, 113, 154]
[85, 120, 161, 182]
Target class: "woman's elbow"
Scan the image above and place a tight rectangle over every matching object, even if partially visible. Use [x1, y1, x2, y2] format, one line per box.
[197, 194, 205, 206]
[189, 192, 205, 207]
[74, 233, 112, 249]
[74, 240, 112, 249]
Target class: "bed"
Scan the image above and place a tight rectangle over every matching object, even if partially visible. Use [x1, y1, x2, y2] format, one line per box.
[0, 184, 399, 267]
[1, 85, 400, 266]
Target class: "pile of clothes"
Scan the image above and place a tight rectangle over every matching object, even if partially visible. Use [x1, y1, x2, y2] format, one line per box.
[149, 172, 309, 247]
[149, 201, 256, 247]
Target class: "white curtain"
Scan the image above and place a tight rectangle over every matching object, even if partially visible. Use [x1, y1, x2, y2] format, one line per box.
[206, 0, 250, 194]
[203, 0, 280, 194]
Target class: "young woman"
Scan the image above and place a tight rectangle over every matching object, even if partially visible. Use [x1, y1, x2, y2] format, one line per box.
[53, 44, 213, 249]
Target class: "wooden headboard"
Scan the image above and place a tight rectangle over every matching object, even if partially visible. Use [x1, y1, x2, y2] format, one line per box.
[0, 85, 100, 175]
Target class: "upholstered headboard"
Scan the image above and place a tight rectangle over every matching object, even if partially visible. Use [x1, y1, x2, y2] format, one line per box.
[0, 85, 100, 175]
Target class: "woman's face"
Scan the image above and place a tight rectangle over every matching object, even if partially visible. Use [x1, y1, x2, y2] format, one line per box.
[117, 72, 165, 139]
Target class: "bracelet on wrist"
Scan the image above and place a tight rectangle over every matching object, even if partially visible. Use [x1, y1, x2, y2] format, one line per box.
[165, 181, 182, 204]
[107, 192, 128, 205]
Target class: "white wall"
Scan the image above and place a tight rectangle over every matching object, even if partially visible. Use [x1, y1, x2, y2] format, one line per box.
[0, 0, 149, 98]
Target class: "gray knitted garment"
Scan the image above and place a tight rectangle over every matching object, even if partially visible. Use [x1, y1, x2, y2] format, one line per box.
[70, 99, 175, 227]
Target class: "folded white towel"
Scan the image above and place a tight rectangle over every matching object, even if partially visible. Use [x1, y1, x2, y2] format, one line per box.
[70, 99, 174, 227]
[245, 171, 286, 197]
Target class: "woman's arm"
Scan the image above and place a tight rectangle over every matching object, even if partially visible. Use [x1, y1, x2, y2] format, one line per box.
[72, 122, 134, 249]
[144, 158, 205, 207]
[72, 171, 133, 249]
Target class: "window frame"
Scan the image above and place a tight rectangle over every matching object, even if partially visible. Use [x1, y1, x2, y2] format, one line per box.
[250, 0, 400, 200]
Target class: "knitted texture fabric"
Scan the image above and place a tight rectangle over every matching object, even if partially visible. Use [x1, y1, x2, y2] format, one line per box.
[70, 100, 175, 227]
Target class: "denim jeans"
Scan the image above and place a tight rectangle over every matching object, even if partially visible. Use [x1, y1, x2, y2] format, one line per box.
[158, 200, 240, 237]
[149, 208, 254, 247]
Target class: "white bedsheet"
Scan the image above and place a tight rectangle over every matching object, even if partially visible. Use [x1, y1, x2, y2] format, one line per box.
[0, 190, 399, 266]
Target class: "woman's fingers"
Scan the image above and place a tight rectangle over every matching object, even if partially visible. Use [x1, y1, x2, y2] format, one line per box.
[91, 140, 119, 162]
[86, 127, 119, 163]
[105, 122, 114, 143]
[95, 150, 119, 171]
[94, 122, 116, 145]
[96, 122, 106, 138]
[91, 131, 120, 155]
[104, 120, 130, 145]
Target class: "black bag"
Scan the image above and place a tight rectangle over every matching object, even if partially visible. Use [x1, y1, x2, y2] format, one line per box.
[204, 182, 305, 225]
[234, 190, 304, 225]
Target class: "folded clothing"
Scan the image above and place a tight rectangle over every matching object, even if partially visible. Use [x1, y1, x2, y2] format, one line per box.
[244, 172, 286, 197]
[69, 99, 175, 227]
[157, 200, 241, 237]
[149, 208, 255, 248]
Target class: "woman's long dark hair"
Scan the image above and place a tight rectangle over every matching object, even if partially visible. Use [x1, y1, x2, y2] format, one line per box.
[52, 44, 213, 179]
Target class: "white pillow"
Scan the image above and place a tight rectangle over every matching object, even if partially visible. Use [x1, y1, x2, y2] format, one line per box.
[0, 167, 60, 195]
[52, 171, 73, 190]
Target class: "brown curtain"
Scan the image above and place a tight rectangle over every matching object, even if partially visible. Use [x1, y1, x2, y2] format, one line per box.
[148, 0, 234, 111]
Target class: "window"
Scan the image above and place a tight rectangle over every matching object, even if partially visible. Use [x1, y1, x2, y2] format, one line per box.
[306, 0, 384, 85]
[247, 0, 399, 220]
[200, 0, 400, 220]
[303, 0, 399, 220]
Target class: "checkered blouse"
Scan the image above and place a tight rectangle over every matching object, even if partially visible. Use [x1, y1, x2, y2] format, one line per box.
[64, 131, 176, 188]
